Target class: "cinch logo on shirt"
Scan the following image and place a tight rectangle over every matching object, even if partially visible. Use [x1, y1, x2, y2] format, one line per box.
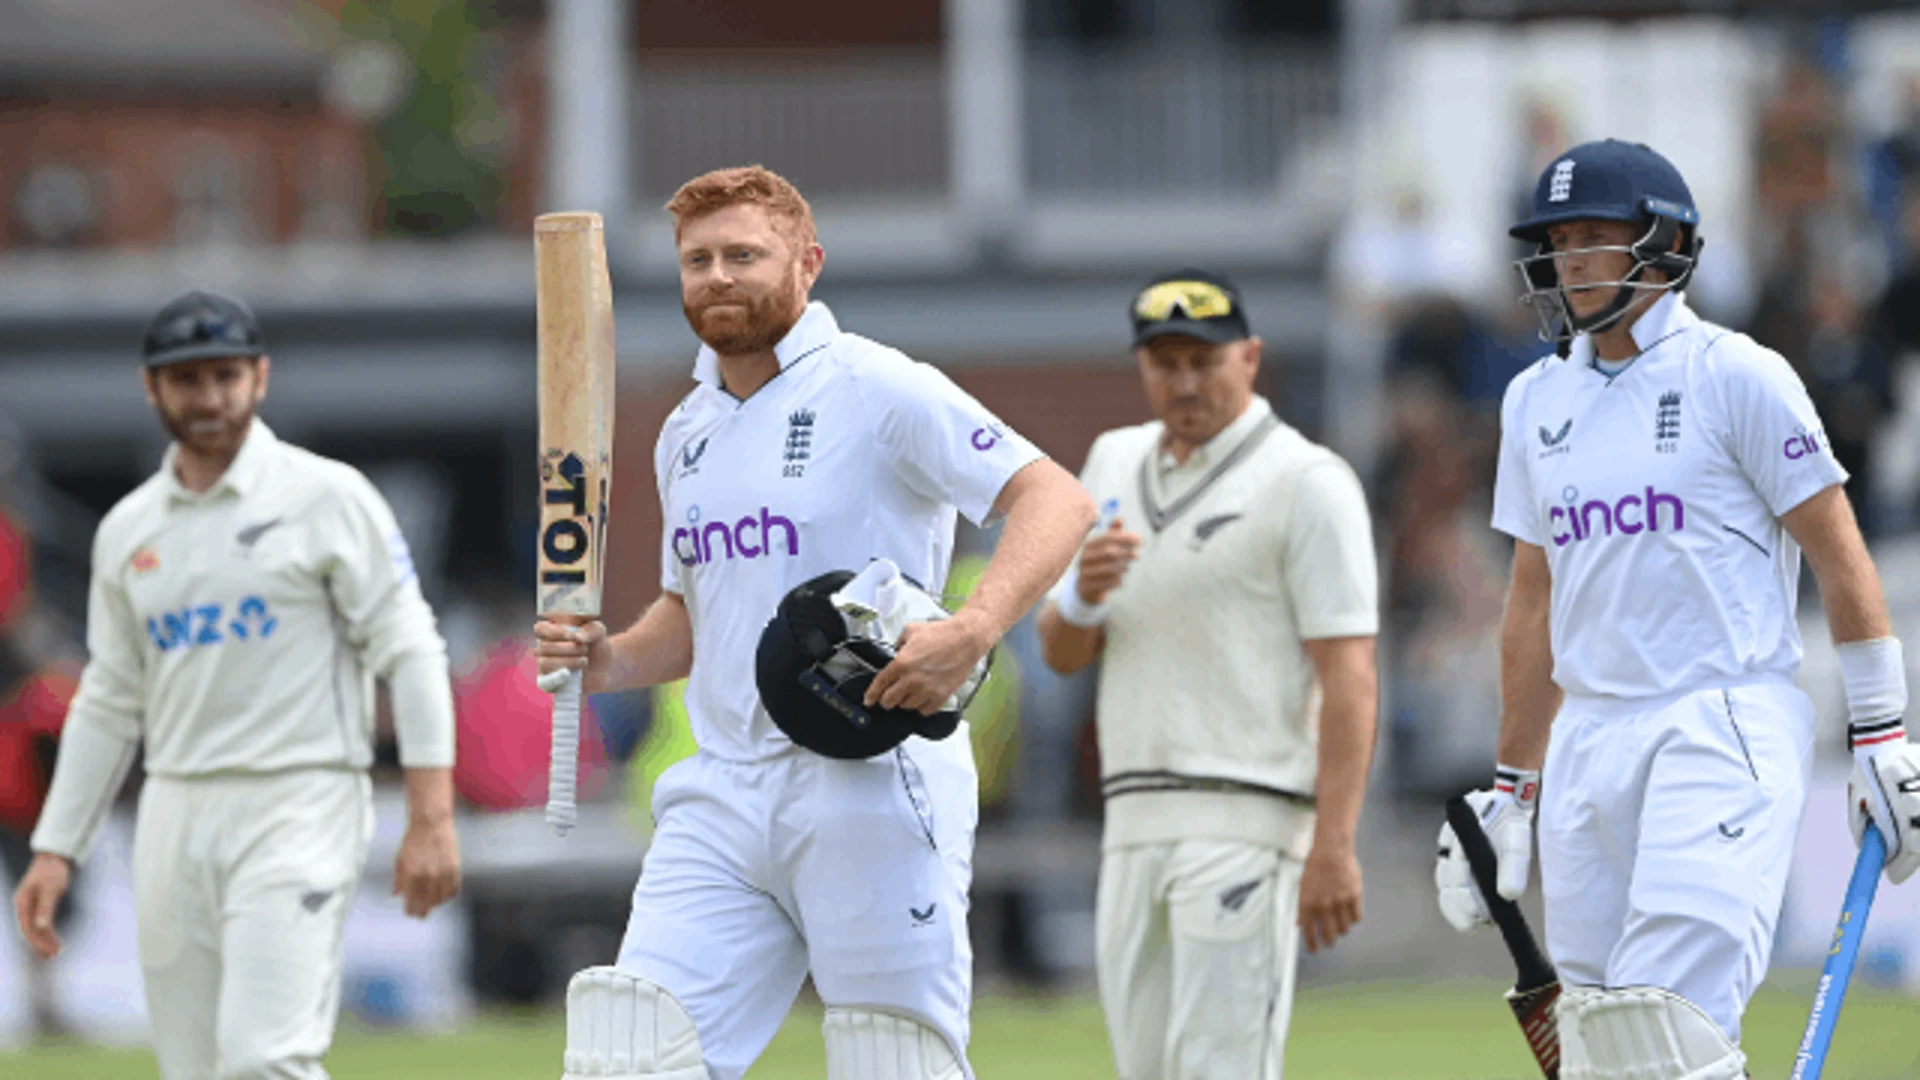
[672, 506, 800, 567]
[1784, 429, 1829, 460]
[1549, 487, 1686, 547]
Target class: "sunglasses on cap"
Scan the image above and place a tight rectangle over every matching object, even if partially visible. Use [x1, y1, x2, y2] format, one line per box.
[1132, 279, 1236, 323]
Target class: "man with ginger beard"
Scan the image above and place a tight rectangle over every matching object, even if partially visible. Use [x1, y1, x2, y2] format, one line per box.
[534, 166, 1094, 1080]
[11, 290, 462, 1080]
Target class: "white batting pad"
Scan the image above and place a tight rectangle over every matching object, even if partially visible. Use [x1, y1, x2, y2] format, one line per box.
[562, 967, 710, 1080]
[822, 1008, 965, 1080]
[1558, 986, 1745, 1080]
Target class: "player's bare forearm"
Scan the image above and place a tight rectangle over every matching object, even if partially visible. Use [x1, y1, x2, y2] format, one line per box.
[957, 460, 1096, 642]
[397, 766, 461, 917]
[1304, 635, 1378, 849]
[1497, 541, 1560, 770]
[1298, 634, 1375, 952]
[605, 592, 695, 693]
[402, 765, 455, 827]
[1783, 485, 1893, 644]
[1035, 601, 1105, 674]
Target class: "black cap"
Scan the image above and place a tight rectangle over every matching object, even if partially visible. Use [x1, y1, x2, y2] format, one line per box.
[142, 290, 265, 368]
[1129, 269, 1252, 347]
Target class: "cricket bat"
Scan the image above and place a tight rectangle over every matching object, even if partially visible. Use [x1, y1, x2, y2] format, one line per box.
[1445, 795, 1561, 1079]
[534, 211, 616, 837]
[1790, 821, 1885, 1080]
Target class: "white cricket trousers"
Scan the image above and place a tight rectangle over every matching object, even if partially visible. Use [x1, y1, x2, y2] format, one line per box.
[1539, 674, 1814, 1041]
[133, 768, 373, 1080]
[615, 734, 979, 1080]
[1096, 839, 1303, 1080]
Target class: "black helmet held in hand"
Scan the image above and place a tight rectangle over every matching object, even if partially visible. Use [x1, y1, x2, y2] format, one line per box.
[755, 566, 986, 760]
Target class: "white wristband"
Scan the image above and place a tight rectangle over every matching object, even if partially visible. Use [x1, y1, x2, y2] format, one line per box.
[1054, 567, 1109, 628]
[1838, 637, 1908, 728]
[1839, 638, 1907, 755]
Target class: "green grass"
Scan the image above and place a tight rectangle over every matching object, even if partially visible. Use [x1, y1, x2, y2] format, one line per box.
[8, 978, 1919, 1078]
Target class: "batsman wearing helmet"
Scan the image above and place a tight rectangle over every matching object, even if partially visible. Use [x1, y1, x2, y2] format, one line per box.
[533, 166, 1094, 1080]
[1036, 270, 1380, 1080]
[9, 291, 462, 1080]
[1433, 140, 1920, 1079]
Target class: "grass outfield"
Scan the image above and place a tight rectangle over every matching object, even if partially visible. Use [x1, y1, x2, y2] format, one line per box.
[8, 977, 1919, 1078]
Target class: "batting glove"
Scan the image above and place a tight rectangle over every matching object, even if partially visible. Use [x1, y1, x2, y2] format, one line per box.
[1436, 767, 1539, 933]
[1848, 721, 1920, 885]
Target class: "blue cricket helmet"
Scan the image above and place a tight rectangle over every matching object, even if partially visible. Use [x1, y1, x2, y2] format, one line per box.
[1511, 139, 1699, 242]
[1510, 139, 1704, 343]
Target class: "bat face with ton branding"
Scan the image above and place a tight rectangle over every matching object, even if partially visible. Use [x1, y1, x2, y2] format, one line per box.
[1445, 795, 1562, 1079]
[535, 211, 616, 835]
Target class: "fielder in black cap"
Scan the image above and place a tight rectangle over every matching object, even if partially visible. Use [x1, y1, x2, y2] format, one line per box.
[142, 290, 266, 369]
[135, 290, 273, 489]
[1036, 264, 1381, 1075]
[1129, 268, 1253, 348]
[1124, 268, 1263, 452]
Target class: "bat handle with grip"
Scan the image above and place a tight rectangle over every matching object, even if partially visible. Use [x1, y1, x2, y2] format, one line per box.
[546, 669, 582, 836]
[1790, 821, 1886, 1080]
[1446, 795, 1557, 993]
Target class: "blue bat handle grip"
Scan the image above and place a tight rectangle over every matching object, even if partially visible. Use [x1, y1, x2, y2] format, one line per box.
[1790, 822, 1886, 1080]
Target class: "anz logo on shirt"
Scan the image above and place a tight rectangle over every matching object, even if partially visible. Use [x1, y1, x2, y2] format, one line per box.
[146, 596, 279, 653]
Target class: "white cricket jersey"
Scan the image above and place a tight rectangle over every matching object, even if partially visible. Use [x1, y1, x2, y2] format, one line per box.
[655, 302, 1044, 762]
[1058, 397, 1379, 855]
[1491, 293, 1849, 700]
[56, 421, 448, 774]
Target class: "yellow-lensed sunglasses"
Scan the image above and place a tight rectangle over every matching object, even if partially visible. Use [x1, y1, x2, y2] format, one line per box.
[1132, 280, 1236, 323]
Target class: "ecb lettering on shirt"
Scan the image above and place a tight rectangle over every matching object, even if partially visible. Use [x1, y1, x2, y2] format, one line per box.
[1549, 487, 1686, 547]
[673, 505, 800, 567]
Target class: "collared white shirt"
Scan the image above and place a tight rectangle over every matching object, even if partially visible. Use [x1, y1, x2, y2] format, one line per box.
[56, 420, 448, 775]
[1151, 395, 1274, 502]
[1058, 394, 1379, 854]
[1491, 292, 1849, 700]
[656, 302, 1045, 762]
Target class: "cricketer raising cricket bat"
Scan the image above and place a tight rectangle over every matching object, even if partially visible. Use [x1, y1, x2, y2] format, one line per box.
[534, 211, 616, 836]
[1446, 795, 1562, 1080]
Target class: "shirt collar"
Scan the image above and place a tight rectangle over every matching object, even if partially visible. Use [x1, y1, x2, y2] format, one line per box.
[691, 301, 839, 388]
[1569, 291, 1696, 371]
[162, 419, 276, 503]
[1158, 395, 1272, 473]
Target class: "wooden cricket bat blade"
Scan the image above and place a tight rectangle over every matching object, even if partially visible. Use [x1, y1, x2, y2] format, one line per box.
[534, 209, 616, 838]
[1507, 982, 1562, 1079]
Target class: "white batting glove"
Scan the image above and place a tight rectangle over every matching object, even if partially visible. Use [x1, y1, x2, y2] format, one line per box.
[1848, 720, 1920, 885]
[1435, 767, 1539, 933]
